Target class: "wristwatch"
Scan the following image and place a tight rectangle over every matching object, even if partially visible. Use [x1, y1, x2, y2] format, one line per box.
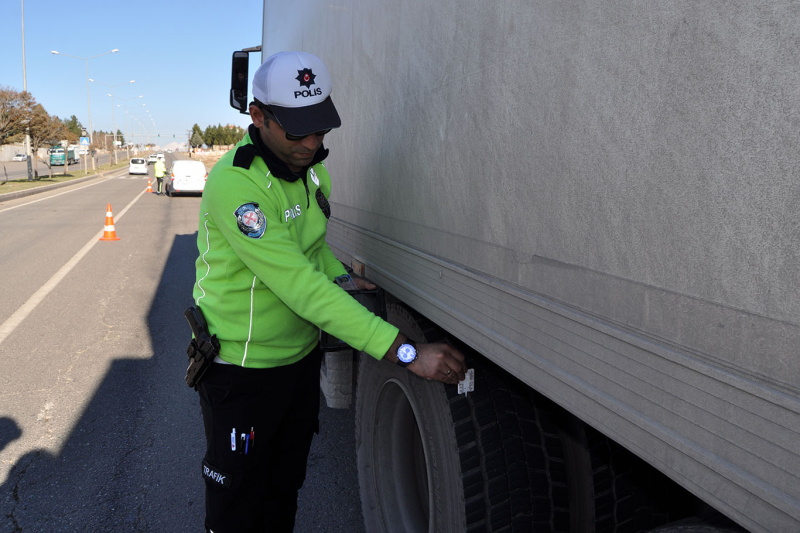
[395, 338, 417, 367]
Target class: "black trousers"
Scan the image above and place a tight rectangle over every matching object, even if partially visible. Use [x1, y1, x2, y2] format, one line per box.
[198, 346, 323, 533]
[156, 177, 163, 193]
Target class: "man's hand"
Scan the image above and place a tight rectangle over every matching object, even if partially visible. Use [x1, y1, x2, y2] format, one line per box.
[384, 334, 467, 385]
[408, 342, 467, 385]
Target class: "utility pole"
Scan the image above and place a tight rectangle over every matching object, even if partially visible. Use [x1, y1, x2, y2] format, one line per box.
[63, 140, 69, 176]
[51, 48, 119, 171]
[89, 79, 133, 165]
[21, 0, 33, 181]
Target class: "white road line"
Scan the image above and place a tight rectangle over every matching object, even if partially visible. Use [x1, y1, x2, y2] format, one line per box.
[0, 168, 129, 214]
[0, 187, 148, 348]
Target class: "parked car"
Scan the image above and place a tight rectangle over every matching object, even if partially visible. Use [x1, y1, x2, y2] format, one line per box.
[12, 153, 27, 161]
[147, 154, 159, 165]
[165, 160, 207, 196]
[129, 158, 148, 175]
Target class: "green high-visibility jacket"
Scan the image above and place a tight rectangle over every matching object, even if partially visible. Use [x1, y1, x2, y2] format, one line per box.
[192, 133, 398, 368]
[154, 159, 166, 177]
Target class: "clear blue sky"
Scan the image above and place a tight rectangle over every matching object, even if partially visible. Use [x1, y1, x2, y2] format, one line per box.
[1, 0, 264, 147]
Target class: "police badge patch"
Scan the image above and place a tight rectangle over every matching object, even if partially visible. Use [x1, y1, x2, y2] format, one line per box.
[234, 203, 267, 238]
[315, 189, 330, 219]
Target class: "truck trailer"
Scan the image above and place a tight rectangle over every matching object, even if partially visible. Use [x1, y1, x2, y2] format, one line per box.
[230, 2, 799, 531]
[48, 147, 78, 166]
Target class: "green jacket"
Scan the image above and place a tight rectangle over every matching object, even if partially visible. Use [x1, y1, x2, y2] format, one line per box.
[192, 132, 398, 368]
[154, 159, 166, 177]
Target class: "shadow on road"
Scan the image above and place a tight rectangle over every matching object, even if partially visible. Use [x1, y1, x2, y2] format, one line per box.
[0, 233, 203, 532]
[0, 419, 21, 455]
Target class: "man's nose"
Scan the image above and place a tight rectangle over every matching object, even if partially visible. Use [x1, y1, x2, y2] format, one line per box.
[299, 134, 322, 151]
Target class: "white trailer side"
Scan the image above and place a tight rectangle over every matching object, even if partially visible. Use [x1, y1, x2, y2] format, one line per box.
[257, 2, 799, 531]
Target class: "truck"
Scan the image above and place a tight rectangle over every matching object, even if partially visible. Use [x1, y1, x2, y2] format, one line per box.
[230, 3, 799, 532]
[67, 145, 82, 162]
[49, 147, 78, 166]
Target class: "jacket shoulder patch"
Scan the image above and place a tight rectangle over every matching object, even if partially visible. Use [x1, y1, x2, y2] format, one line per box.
[234, 203, 267, 238]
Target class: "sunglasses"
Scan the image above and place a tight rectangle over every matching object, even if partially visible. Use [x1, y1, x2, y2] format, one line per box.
[260, 105, 332, 141]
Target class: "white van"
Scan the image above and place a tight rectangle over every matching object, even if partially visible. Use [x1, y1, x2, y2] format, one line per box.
[165, 160, 207, 196]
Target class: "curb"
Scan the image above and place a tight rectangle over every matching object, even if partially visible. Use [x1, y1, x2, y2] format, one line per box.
[0, 169, 127, 202]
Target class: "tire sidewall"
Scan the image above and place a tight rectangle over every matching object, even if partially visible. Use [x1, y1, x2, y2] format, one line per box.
[356, 307, 465, 533]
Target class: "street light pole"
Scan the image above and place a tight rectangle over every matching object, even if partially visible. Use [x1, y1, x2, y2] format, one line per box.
[131, 114, 147, 154]
[89, 79, 134, 165]
[108, 94, 115, 163]
[51, 48, 119, 171]
[21, 0, 34, 181]
[115, 95, 143, 159]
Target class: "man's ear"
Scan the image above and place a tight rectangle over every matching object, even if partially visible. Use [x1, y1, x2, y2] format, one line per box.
[250, 104, 264, 128]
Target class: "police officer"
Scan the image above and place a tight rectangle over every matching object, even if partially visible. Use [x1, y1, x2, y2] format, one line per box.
[153, 156, 166, 195]
[192, 51, 467, 533]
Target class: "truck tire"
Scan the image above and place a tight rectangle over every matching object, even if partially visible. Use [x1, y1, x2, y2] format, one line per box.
[355, 303, 572, 532]
[646, 513, 745, 533]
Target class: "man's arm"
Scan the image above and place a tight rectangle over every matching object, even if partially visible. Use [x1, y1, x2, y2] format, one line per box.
[206, 172, 398, 359]
[350, 275, 466, 384]
[383, 332, 467, 385]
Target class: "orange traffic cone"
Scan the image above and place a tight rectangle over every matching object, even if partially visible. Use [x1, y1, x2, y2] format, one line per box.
[147, 178, 153, 193]
[99, 203, 120, 241]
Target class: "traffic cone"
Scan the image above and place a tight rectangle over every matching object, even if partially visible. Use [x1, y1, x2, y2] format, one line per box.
[147, 178, 153, 193]
[99, 203, 120, 241]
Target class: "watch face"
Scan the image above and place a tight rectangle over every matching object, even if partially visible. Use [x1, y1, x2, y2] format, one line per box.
[397, 343, 417, 363]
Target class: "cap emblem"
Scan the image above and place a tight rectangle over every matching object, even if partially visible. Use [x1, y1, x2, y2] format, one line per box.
[296, 68, 316, 88]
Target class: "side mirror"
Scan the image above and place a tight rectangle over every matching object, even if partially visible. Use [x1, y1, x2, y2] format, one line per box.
[230, 51, 249, 114]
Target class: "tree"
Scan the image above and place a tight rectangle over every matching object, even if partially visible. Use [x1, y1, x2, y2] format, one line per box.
[0, 86, 35, 146]
[203, 124, 216, 147]
[28, 104, 69, 179]
[190, 123, 204, 148]
[190, 123, 245, 149]
[56, 118, 78, 144]
[227, 125, 246, 146]
[92, 130, 116, 151]
[64, 115, 83, 137]
[191, 131, 204, 148]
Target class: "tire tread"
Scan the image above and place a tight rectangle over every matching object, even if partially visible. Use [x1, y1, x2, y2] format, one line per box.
[447, 355, 571, 532]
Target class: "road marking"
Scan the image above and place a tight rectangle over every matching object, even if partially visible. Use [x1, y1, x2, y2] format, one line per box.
[0, 186, 148, 348]
[0, 178, 110, 214]
[0, 168, 129, 214]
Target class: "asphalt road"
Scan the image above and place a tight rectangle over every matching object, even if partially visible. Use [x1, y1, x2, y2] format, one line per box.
[0, 161, 365, 532]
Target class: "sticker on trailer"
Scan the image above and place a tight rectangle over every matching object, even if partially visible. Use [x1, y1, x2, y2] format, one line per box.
[458, 369, 475, 397]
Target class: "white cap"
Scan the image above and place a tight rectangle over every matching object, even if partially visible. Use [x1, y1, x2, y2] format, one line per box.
[252, 51, 341, 136]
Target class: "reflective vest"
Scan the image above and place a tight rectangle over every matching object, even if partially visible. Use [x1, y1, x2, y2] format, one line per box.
[154, 160, 166, 177]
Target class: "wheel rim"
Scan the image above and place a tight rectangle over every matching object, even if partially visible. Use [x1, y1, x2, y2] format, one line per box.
[372, 378, 432, 532]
